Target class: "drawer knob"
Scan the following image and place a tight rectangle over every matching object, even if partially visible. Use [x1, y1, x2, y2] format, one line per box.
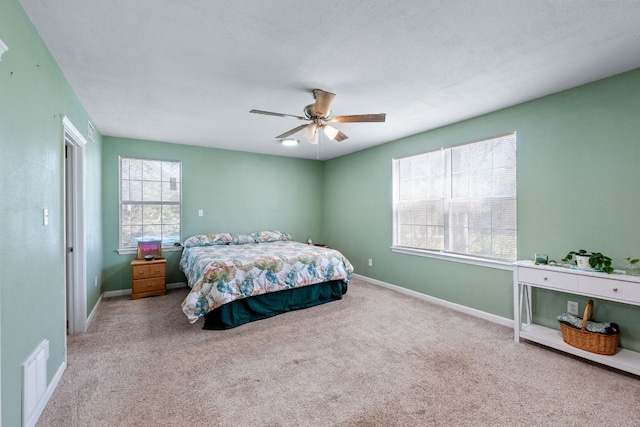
[155, 269, 160, 273]
[613, 287, 618, 292]
[147, 283, 151, 287]
[543, 277, 548, 281]
[139, 270, 144, 274]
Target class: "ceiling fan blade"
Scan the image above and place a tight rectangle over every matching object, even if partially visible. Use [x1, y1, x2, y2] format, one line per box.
[334, 131, 348, 142]
[275, 124, 309, 139]
[311, 89, 336, 118]
[250, 109, 307, 120]
[327, 113, 386, 123]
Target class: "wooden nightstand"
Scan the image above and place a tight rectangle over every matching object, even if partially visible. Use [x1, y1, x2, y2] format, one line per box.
[131, 258, 167, 299]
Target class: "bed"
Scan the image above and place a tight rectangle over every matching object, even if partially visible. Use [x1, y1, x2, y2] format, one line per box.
[180, 231, 354, 329]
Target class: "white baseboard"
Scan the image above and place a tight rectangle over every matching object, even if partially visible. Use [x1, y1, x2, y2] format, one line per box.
[27, 360, 66, 427]
[102, 282, 187, 298]
[101, 288, 130, 298]
[86, 293, 103, 330]
[353, 273, 514, 329]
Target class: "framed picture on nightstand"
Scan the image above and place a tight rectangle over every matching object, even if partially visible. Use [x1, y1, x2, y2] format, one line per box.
[137, 240, 162, 260]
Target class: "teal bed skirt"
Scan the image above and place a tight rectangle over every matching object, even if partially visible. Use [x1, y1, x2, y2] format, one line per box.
[202, 280, 348, 330]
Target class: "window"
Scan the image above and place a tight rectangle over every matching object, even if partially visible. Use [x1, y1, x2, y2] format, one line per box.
[392, 133, 516, 261]
[119, 157, 182, 249]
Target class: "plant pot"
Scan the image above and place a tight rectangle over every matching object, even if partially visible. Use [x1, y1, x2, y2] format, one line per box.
[575, 254, 592, 269]
[625, 263, 640, 276]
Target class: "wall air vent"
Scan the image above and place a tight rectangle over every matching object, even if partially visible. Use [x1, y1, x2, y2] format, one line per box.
[0, 37, 8, 61]
[22, 340, 49, 427]
[87, 121, 95, 142]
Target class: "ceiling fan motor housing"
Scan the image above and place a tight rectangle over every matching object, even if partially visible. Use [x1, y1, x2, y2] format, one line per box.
[304, 104, 329, 120]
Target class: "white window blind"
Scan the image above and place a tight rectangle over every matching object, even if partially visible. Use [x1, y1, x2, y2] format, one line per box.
[119, 157, 182, 248]
[393, 133, 516, 261]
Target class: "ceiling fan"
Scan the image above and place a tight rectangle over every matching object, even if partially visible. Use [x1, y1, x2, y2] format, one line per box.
[250, 89, 386, 144]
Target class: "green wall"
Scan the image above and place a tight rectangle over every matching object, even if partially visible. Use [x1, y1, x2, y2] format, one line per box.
[323, 68, 640, 350]
[0, 1, 103, 425]
[101, 137, 325, 292]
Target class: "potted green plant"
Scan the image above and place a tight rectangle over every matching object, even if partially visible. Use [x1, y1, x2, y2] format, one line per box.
[562, 249, 614, 273]
[625, 257, 640, 276]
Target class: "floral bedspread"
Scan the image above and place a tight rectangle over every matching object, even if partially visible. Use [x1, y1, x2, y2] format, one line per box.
[180, 241, 354, 323]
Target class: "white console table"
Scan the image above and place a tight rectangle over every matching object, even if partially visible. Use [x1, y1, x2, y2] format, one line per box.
[513, 260, 640, 376]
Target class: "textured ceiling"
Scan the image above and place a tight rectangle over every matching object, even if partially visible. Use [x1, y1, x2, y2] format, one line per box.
[18, 0, 640, 160]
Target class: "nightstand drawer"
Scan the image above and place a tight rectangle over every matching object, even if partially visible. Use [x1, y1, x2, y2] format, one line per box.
[148, 263, 166, 277]
[518, 267, 578, 292]
[133, 264, 151, 278]
[132, 277, 165, 294]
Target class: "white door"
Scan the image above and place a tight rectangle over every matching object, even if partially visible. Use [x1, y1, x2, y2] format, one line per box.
[65, 143, 75, 335]
[62, 116, 87, 336]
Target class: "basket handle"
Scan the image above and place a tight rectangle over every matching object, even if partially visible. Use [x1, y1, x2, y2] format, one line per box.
[581, 299, 594, 331]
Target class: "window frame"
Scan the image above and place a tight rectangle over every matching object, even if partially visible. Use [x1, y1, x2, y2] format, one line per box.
[117, 156, 183, 254]
[391, 132, 516, 269]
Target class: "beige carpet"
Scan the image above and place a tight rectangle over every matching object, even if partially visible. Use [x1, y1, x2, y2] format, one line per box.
[37, 278, 640, 426]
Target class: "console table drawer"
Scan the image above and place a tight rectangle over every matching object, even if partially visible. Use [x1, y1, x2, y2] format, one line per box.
[579, 276, 640, 304]
[518, 267, 578, 292]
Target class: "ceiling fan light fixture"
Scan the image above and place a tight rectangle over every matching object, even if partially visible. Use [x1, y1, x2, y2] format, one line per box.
[302, 123, 318, 139]
[323, 124, 339, 141]
[280, 138, 299, 146]
[309, 131, 319, 145]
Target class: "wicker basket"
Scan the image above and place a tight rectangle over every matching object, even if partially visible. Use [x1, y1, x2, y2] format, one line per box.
[558, 299, 619, 355]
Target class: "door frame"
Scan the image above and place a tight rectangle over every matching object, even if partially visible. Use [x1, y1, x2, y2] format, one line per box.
[63, 116, 87, 336]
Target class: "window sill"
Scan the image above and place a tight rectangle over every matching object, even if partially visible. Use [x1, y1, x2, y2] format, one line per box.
[391, 246, 514, 271]
[117, 246, 183, 255]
